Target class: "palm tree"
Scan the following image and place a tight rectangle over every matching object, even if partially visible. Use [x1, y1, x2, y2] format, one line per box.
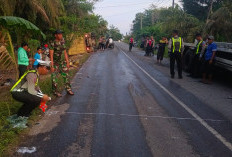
[0, 0, 65, 28]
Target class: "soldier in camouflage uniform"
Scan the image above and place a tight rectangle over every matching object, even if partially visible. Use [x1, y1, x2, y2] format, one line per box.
[49, 30, 74, 97]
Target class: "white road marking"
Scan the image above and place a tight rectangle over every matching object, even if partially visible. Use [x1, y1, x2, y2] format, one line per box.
[120, 49, 232, 151]
[47, 111, 226, 122]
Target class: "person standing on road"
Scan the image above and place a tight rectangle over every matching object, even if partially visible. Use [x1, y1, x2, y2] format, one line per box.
[102, 37, 106, 50]
[150, 36, 155, 56]
[145, 36, 154, 56]
[201, 36, 217, 84]
[98, 36, 103, 51]
[189, 34, 206, 77]
[157, 37, 168, 64]
[49, 30, 74, 97]
[168, 30, 184, 79]
[144, 36, 149, 56]
[129, 37, 134, 52]
[18, 42, 30, 78]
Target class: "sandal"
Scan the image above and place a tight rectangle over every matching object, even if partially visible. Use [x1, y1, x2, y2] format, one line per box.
[67, 90, 74, 95]
[54, 92, 62, 97]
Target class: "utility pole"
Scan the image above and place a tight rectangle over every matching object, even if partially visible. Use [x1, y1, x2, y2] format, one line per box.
[172, 0, 175, 8]
[140, 14, 143, 30]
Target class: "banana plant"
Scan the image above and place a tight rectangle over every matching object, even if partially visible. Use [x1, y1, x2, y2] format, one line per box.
[0, 16, 46, 80]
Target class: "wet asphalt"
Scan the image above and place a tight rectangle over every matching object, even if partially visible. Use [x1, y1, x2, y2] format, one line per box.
[15, 42, 232, 157]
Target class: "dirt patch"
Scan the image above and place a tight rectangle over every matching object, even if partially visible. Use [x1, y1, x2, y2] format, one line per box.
[128, 82, 199, 157]
[28, 103, 70, 136]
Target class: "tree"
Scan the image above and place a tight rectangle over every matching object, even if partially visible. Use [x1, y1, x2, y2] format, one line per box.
[0, 16, 46, 79]
[0, 0, 65, 29]
[107, 25, 123, 41]
[205, 0, 232, 41]
[131, 5, 202, 42]
[181, 0, 223, 21]
[0, 0, 108, 48]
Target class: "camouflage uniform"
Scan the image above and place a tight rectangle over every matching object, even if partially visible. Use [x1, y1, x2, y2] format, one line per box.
[49, 39, 71, 93]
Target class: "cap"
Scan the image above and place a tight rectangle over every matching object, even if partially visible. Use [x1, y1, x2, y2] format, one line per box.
[208, 36, 214, 40]
[54, 29, 63, 34]
[44, 44, 48, 48]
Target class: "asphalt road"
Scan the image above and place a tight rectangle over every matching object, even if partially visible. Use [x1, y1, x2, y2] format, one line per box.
[15, 42, 232, 157]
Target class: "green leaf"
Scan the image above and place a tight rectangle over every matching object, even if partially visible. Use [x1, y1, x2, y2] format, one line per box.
[0, 16, 46, 40]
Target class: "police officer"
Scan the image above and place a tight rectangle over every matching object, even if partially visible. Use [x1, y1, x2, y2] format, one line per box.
[189, 33, 206, 77]
[11, 69, 50, 117]
[168, 30, 184, 79]
[49, 30, 74, 97]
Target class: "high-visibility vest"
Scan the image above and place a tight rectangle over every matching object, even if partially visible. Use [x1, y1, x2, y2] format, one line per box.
[196, 40, 203, 54]
[172, 37, 182, 53]
[10, 70, 38, 92]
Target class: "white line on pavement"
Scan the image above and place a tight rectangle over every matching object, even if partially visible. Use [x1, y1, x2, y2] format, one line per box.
[120, 48, 232, 152]
[46, 111, 226, 122]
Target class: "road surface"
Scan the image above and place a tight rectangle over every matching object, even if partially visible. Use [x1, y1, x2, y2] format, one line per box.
[15, 42, 232, 157]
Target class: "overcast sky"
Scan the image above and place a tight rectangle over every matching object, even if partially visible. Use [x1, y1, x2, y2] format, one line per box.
[94, 0, 181, 35]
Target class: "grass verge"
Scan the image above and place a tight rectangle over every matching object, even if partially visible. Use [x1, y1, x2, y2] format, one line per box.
[0, 53, 90, 156]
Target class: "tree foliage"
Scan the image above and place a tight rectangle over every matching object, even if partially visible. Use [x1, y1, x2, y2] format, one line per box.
[0, 16, 46, 39]
[107, 25, 123, 41]
[132, 1, 232, 42]
[181, 0, 223, 21]
[132, 5, 202, 42]
[0, 0, 108, 46]
[206, 0, 232, 42]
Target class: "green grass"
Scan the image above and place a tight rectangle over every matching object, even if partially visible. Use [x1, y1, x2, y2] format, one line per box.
[0, 53, 90, 156]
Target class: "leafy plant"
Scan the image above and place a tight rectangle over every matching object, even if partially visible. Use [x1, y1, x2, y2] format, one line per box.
[0, 29, 18, 79]
[28, 39, 41, 57]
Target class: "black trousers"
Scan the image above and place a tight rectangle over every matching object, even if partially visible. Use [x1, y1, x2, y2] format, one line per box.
[190, 54, 201, 77]
[157, 47, 165, 60]
[202, 60, 214, 75]
[18, 65, 27, 78]
[145, 47, 152, 56]
[170, 51, 182, 77]
[11, 91, 41, 117]
[129, 43, 133, 51]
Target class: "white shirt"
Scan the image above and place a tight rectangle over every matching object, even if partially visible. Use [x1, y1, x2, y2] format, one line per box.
[109, 38, 113, 44]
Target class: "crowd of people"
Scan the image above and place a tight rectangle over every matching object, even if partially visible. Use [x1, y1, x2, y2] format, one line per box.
[128, 30, 217, 84]
[129, 35, 169, 64]
[10, 28, 218, 118]
[98, 36, 114, 51]
[11, 29, 74, 118]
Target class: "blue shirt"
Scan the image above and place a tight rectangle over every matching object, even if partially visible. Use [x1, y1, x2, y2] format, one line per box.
[205, 42, 217, 61]
[33, 53, 41, 66]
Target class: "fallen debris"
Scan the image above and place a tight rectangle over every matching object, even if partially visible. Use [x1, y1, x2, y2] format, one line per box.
[17, 147, 36, 154]
[7, 115, 28, 129]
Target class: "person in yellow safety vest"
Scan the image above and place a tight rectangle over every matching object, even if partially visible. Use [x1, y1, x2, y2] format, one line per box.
[189, 33, 206, 77]
[168, 30, 184, 79]
[10, 69, 50, 117]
